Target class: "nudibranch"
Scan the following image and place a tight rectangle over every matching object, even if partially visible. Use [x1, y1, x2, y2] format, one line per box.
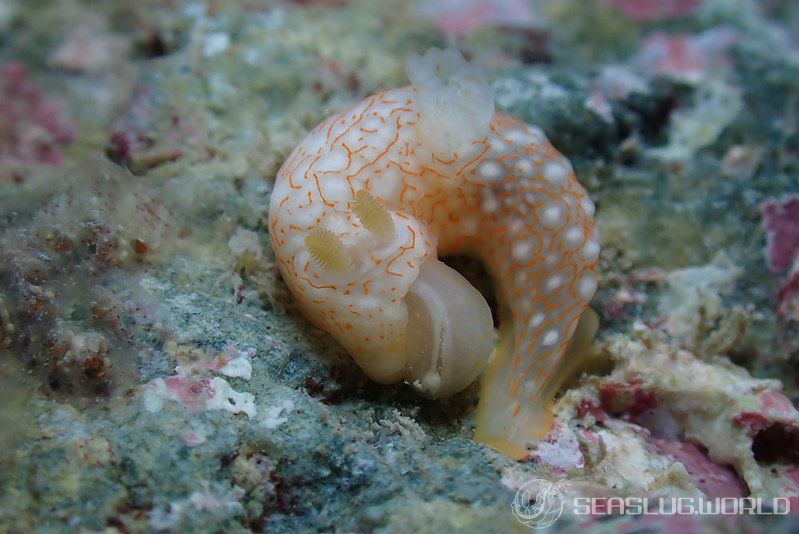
[268, 49, 599, 459]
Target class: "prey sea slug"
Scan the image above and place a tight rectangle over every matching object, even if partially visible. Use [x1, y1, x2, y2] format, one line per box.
[268, 48, 599, 459]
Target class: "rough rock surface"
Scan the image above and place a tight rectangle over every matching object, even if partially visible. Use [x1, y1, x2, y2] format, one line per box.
[1, 0, 798, 532]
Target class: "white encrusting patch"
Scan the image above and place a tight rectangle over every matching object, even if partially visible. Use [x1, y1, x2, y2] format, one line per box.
[480, 161, 502, 180]
[542, 330, 560, 346]
[512, 240, 532, 261]
[541, 204, 563, 226]
[578, 276, 598, 298]
[542, 160, 568, 185]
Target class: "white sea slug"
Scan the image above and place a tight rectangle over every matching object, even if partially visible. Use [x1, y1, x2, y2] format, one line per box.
[268, 48, 599, 458]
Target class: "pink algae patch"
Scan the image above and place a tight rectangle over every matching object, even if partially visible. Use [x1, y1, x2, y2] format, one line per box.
[634, 27, 738, 82]
[576, 398, 608, 423]
[731, 410, 791, 435]
[651, 438, 746, 499]
[161, 375, 214, 411]
[762, 195, 799, 322]
[600, 0, 700, 21]
[180, 430, 207, 447]
[417, 0, 537, 39]
[759, 391, 795, 414]
[762, 195, 799, 273]
[603, 286, 646, 321]
[598, 381, 658, 419]
[0, 62, 76, 169]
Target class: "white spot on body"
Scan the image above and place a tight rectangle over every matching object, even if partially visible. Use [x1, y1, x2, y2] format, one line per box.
[482, 192, 499, 213]
[480, 161, 502, 180]
[516, 159, 533, 175]
[529, 312, 546, 328]
[512, 240, 532, 261]
[508, 129, 544, 146]
[546, 275, 563, 291]
[541, 204, 563, 226]
[490, 139, 506, 152]
[542, 330, 560, 346]
[542, 160, 568, 186]
[578, 276, 598, 298]
[583, 240, 601, 261]
[564, 227, 584, 245]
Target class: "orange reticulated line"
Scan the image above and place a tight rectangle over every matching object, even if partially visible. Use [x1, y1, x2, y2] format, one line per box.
[314, 174, 334, 208]
[297, 155, 322, 189]
[390, 107, 414, 117]
[456, 144, 490, 176]
[432, 153, 457, 165]
[389, 158, 419, 176]
[420, 165, 451, 181]
[298, 274, 337, 291]
[346, 131, 400, 189]
[385, 225, 417, 276]
[331, 96, 375, 148]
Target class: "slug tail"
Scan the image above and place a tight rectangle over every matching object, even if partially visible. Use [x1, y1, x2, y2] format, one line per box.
[474, 309, 598, 459]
